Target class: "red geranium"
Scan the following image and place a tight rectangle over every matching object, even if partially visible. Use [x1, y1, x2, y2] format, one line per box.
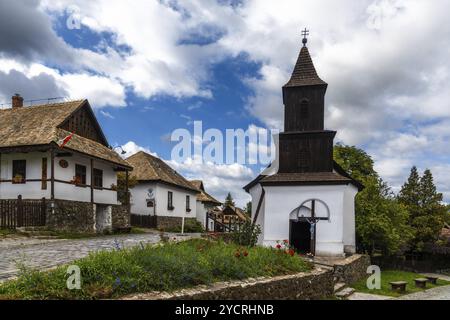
[243, 251, 249, 257]
[276, 244, 282, 249]
[289, 249, 295, 257]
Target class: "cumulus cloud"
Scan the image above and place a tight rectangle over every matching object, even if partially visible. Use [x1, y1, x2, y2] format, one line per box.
[118, 141, 157, 159]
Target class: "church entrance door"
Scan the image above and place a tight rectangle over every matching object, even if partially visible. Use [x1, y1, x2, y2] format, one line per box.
[290, 220, 312, 254]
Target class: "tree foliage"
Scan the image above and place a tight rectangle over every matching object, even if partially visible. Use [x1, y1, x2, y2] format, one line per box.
[224, 192, 236, 207]
[398, 168, 447, 251]
[334, 144, 413, 255]
[117, 172, 139, 205]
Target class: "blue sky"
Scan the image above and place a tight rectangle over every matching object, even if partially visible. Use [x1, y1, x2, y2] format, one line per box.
[0, 0, 449, 206]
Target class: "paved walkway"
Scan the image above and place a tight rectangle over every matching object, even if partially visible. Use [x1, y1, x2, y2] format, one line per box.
[0, 233, 196, 282]
[397, 285, 450, 300]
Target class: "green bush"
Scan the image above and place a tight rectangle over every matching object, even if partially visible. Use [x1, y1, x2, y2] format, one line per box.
[0, 239, 312, 300]
[231, 222, 261, 247]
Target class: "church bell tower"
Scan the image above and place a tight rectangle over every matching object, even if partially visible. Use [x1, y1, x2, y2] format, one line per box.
[278, 30, 336, 174]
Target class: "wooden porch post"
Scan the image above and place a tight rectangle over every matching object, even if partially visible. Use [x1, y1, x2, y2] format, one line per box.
[90, 159, 94, 204]
[50, 148, 55, 200]
[311, 200, 316, 256]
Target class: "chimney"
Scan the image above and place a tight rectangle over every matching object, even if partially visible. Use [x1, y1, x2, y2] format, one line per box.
[12, 94, 24, 109]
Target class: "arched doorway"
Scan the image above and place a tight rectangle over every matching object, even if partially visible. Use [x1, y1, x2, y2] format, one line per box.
[289, 199, 330, 255]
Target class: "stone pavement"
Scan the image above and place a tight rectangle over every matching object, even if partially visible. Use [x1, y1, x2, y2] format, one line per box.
[347, 292, 392, 300]
[0, 232, 197, 282]
[397, 285, 450, 300]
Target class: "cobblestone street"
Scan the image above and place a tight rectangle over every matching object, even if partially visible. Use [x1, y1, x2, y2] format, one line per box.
[0, 233, 173, 282]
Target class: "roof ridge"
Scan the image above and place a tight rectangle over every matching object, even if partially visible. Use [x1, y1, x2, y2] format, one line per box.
[0, 99, 85, 112]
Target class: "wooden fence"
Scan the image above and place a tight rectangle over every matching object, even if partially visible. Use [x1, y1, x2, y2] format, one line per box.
[0, 196, 47, 229]
[206, 212, 242, 233]
[130, 214, 157, 229]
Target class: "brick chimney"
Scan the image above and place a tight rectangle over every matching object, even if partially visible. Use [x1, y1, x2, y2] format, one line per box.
[12, 94, 24, 109]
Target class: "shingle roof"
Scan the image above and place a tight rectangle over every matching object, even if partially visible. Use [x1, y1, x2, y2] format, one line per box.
[190, 180, 222, 205]
[284, 46, 327, 87]
[0, 100, 131, 168]
[126, 152, 199, 192]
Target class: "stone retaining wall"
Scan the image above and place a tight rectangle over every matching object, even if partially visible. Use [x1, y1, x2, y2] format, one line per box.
[156, 216, 197, 231]
[332, 254, 371, 284]
[112, 204, 130, 230]
[123, 268, 334, 300]
[46, 200, 95, 233]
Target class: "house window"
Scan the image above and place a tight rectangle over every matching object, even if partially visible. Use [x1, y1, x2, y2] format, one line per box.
[41, 158, 47, 190]
[168, 191, 174, 210]
[300, 100, 309, 118]
[186, 195, 191, 212]
[75, 164, 87, 185]
[12, 160, 26, 184]
[93, 168, 103, 188]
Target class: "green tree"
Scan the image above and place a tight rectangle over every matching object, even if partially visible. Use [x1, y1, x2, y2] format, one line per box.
[245, 201, 252, 217]
[224, 192, 235, 207]
[334, 144, 413, 256]
[399, 168, 447, 251]
[117, 172, 138, 205]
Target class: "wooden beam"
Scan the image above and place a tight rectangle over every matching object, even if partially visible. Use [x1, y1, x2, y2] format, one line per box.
[90, 158, 94, 204]
[252, 187, 265, 225]
[50, 148, 55, 200]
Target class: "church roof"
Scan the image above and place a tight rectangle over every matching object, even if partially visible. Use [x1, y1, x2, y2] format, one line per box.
[243, 162, 364, 192]
[126, 151, 199, 193]
[284, 46, 327, 87]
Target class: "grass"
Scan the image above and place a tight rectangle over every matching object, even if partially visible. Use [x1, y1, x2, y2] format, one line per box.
[352, 270, 450, 297]
[0, 239, 312, 300]
[0, 229, 17, 238]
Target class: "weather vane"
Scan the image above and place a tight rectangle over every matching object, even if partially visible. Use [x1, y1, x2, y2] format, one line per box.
[302, 28, 309, 46]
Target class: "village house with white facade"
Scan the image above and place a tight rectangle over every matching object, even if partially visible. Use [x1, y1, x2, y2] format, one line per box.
[244, 39, 363, 257]
[0, 96, 132, 233]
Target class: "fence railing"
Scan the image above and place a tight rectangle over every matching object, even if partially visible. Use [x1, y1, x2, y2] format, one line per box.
[0, 196, 46, 229]
[130, 214, 157, 229]
[206, 212, 242, 233]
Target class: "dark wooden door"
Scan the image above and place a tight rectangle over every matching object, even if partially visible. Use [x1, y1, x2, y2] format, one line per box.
[290, 220, 311, 254]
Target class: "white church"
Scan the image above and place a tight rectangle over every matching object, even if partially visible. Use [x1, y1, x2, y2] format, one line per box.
[244, 35, 363, 257]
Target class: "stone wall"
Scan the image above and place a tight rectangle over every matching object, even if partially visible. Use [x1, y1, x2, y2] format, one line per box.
[332, 254, 371, 284]
[123, 268, 334, 300]
[112, 205, 130, 230]
[46, 200, 95, 233]
[156, 216, 197, 231]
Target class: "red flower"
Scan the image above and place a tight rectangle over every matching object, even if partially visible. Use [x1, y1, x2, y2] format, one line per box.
[276, 244, 282, 249]
[234, 251, 241, 258]
[283, 239, 289, 244]
[243, 251, 249, 257]
[289, 249, 295, 257]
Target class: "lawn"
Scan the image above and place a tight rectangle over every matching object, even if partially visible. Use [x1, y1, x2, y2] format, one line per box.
[0, 239, 312, 300]
[0, 229, 17, 238]
[352, 270, 450, 297]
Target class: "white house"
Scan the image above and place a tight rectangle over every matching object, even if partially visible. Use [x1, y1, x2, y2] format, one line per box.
[189, 180, 221, 230]
[0, 96, 132, 233]
[244, 38, 363, 257]
[126, 151, 200, 230]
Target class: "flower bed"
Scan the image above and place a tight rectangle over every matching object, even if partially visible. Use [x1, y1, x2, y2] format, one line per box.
[0, 239, 312, 300]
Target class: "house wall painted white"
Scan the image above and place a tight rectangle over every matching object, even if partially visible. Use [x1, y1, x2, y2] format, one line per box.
[196, 201, 217, 228]
[249, 183, 358, 257]
[130, 182, 197, 219]
[0, 151, 119, 205]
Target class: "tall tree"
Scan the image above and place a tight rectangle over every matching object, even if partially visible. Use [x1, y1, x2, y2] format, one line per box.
[399, 168, 447, 251]
[224, 192, 235, 207]
[334, 144, 413, 255]
[245, 201, 252, 217]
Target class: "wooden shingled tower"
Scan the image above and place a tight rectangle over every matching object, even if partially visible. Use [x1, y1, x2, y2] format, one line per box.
[278, 31, 336, 174]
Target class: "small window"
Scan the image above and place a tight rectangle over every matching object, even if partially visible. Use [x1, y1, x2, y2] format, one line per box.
[168, 191, 174, 210]
[93, 168, 103, 188]
[12, 160, 26, 184]
[186, 195, 191, 212]
[75, 164, 87, 185]
[300, 100, 309, 118]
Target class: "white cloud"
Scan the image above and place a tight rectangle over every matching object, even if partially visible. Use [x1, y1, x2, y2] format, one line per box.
[118, 141, 157, 159]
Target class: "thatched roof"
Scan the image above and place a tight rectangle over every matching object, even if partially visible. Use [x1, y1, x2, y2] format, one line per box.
[126, 151, 198, 193]
[190, 180, 222, 205]
[0, 100, 130, 169]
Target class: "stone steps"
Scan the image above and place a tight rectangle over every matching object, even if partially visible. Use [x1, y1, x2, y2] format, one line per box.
[335, 287, 355, 299]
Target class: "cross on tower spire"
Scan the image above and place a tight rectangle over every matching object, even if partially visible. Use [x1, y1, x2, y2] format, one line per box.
[302, 28, 309, 46]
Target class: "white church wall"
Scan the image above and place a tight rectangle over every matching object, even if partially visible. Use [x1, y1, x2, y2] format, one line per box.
[249, 183, 265, 244]
[343, 185, 358, 253]
[259, 184, 349, 256]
